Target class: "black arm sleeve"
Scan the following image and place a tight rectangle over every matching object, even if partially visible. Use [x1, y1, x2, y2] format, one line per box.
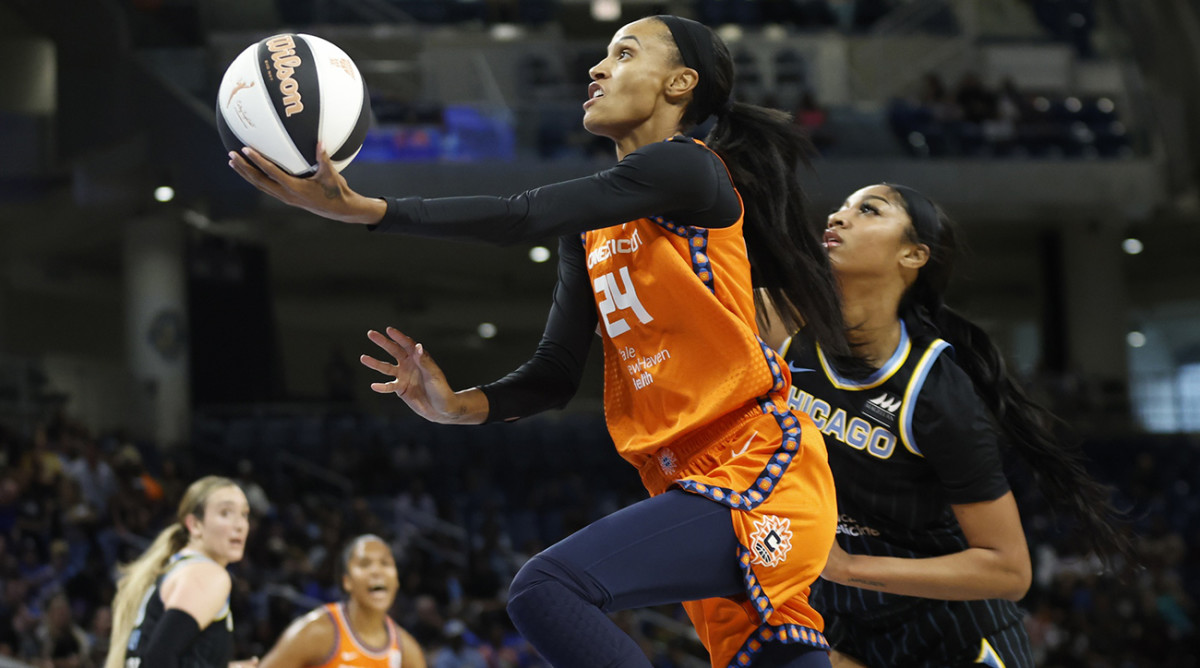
[478, 235, 597, 421]
[914, 357, 1011, 505]
[372, 138, 741, 244]
[139, 608, 201, 668]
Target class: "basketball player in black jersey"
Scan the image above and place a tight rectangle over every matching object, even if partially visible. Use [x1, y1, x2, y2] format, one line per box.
[105, 476, 258, 668]
[756, 184, 1134, 668]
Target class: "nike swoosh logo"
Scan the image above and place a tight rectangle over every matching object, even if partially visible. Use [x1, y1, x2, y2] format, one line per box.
[732, 431, 757, 458]
[787, 363, 816, 374]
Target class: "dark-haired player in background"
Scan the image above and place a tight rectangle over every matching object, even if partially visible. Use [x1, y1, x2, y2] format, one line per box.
[259, 534, 425, 668]
[747, 183, 1134, 667]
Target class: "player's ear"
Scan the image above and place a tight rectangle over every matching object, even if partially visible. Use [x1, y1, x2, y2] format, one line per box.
[184, 513, 201, 538]
[665, 67, 699, 103]
[901, 243, 930, 270]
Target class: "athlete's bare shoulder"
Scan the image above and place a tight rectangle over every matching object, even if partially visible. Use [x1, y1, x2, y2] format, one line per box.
[258, 606, 337, 668]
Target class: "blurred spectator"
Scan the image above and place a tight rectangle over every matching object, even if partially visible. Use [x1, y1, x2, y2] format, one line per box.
[11, 602, 42, 661]
[63, 437, 115, 516]
[113, 444, 163, 504]
[917, 72, 955, 122]
[983, 77, 1027, 152]
[433, 619, 488, 668]
[235, 459, 273, 517]
[85, 606, 111, 668]
[100, 445, 162, 566]
[794, 90, 832, 152]
[36, 593, 91, 667]
[955, 72, 997, 124]
[18, 424, 64, 503]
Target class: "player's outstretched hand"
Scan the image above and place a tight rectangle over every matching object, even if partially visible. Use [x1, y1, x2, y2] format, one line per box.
[227, 143, 386, 225]
[361, 327, 488, 425]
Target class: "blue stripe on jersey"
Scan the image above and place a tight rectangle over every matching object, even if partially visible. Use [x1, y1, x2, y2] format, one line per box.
[676, 398, 799, 511]
[728, 620, 830, 667]
[653, 217, 716, 295]
[758, 338, 788, 395]
[816, 320, 912, 390]
[898, 339, 951, 456]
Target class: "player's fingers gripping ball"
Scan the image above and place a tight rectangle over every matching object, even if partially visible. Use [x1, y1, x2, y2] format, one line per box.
[217, 33, 371, 177]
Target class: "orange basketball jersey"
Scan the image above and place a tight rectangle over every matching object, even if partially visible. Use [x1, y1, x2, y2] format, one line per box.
[584, 139, 838, 666]
[313, 602, 403, 668]
[582, 141, 790, 470]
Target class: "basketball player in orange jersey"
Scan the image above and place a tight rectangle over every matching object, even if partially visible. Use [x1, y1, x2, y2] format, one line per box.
[231, 15, 854, 667]
[258, 535, 425, 668]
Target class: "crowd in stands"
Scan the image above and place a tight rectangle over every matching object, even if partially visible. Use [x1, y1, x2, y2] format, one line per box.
[1, 398, 1197, 667]
[275, 0, 916, 32]
[887, 72, 1132, 159]
[277, 0, 1094, 43]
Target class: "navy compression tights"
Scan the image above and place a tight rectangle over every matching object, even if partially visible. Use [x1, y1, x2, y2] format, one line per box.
[505, 489, 830, 668]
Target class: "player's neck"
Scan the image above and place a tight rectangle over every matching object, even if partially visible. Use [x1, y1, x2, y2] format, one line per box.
[840, 279, 905, 368]
[345, 600, 388, 645]
[613, 117, 685, 160]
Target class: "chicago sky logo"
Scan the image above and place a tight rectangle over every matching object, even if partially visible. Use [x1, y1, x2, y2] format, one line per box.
[868, 392, 901, 412]
[863, 391, 901, 427]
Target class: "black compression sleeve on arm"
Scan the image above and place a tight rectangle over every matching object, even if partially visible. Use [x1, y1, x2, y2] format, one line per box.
[138, 608, 201, 668]
[479, 235, 597, 421]
[373, 138, 740, 244]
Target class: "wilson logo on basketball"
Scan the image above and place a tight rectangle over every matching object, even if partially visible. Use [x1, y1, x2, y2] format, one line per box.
[265, 34, 305, 117]
[749, 515, 793, 567]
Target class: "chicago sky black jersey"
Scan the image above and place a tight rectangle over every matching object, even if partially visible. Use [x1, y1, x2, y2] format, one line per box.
[124, 552, 234, 668]
[782, 322, 1028, 666]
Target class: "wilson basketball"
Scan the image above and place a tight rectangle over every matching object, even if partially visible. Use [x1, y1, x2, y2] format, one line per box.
[216, 33, 371, 176]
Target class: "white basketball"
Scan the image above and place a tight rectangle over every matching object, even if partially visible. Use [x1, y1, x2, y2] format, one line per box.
[216, 33, 371, 176]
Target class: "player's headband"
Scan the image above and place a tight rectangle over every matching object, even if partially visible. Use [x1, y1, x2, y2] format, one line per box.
[657, 15, 726, 121]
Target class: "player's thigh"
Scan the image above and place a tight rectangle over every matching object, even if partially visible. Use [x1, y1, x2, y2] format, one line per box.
[534, 488, 744, 610]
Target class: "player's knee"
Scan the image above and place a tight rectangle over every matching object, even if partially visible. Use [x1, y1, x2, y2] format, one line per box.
[509, 554, 566, 601]
[508, 553, 600, 616]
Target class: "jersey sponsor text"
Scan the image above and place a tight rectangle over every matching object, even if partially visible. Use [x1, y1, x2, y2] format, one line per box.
[587, 228, 643, 268]
[836, 514, 881, 537]
[617, 345, 672, 391]
[863, 391, 901, 427]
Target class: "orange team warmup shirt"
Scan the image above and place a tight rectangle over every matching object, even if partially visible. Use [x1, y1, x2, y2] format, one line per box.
[581, 139, 837, 667]
[311, 602, 403, 668]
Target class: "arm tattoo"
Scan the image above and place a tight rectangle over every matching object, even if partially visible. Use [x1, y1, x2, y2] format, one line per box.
[848, 577, 888, 589]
